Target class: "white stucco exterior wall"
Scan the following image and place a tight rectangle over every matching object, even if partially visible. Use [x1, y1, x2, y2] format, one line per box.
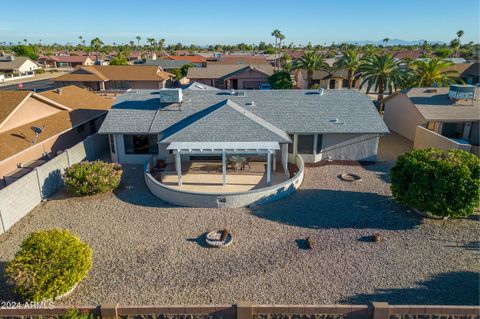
[383, 94, 426, 141]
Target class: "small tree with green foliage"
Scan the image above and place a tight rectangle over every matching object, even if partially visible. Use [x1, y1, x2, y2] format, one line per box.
[6, 229, 93, 301]
[12, 45, 38, 60]
[269, 71, 293, 89]
[390, 148, 480, 218]
[63, 161, 122, 196]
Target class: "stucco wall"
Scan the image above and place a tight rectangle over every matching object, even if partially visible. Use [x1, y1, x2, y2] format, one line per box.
[413, 125, 472, 152]
[383, 94, 426, 141]
[144, 155, 304, 208]
[318, 133, 380, 161]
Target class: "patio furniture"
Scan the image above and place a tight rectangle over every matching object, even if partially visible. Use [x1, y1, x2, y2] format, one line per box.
[230, 156, 248, 170]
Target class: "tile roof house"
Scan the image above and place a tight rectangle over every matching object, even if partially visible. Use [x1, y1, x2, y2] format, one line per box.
[165, 55, 207, 67]
[211, 55, 270, 65]
[37, 55, 94, 68]
[187, 64, 274, 89]
[0, 56, 39, 81]
[0, 86, 113, 185]
[53, 65, 173, 91]
[383, 85, 479, 156]
[141, 59, 191, 71]
[295, 69, 362, 90]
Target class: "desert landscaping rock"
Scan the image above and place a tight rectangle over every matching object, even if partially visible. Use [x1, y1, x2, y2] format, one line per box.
[0, 164, 478, 305]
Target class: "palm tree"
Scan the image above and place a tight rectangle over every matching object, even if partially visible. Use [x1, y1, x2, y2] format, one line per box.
[271, 29, 282, 70]
[457, 30, 464, 39]
[295, 51, 329, 89]
[412, 58, 460, 87]
[158, 38, 165, 52]
[382, 38, 390, 46]
[78, 36, 83, 47]
[90, 37, 103, 61]
[277, 31, 285, 69]
[23, 39, 28, 45]
[334, 47, 362, 88]
[146, 38, 156, 57]
[136, 36, 141, 48]
[357, 54, 405, 112]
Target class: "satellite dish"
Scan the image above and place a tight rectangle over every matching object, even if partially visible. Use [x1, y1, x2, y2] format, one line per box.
[31, 126, 43, 136]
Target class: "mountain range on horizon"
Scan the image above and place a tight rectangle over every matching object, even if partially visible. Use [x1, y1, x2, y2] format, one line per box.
[344, 39, 445, 46]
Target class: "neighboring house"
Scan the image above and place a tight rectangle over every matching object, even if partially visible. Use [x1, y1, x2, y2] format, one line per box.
[383, 85, 479, 156]
[392, 49, 426, 61]
[141, 59, 190, 71]
[98, 86, 388, 166]
[212, 55, 270, 65]
[37, 55, 94, 68]
[0, 56, 39, 81]
[446, 62, 480, 85]
[53, 65, 173, 91]
[187, 64, 274, 89]
[0, 86, 113, 185]
[296, 69, 361, 90]
[165, 55, 207, 67]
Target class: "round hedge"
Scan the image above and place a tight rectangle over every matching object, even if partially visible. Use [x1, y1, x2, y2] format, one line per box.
[390, 148, 480, 218]
[64, 161, 122, 196]
[5, 229, 93, 301]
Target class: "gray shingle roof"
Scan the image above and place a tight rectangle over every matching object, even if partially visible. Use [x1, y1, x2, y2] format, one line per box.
[142, 59, 190, 69]
[98, 89, 389, 137]
[187, 64, 273, 79]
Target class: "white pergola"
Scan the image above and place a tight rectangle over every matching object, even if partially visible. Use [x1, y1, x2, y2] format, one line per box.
[166, 141, 282, 187]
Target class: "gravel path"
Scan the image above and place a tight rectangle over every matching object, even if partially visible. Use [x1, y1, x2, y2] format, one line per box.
[0, 164, 478, 305]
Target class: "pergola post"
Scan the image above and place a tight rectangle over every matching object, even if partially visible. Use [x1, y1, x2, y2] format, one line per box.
[175, 151, 182, 186]
[222, 151, 227, 186]
[267, 151, 272, 185]
[283, 144, 289, 177]
[272, 153, 276, 171]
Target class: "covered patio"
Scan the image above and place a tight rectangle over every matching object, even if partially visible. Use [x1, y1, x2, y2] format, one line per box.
[160, 141, 289, 193]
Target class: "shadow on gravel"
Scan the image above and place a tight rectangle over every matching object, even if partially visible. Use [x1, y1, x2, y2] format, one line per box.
[0, 261, 23, 303]
[251, 189, 421, 230]
[340, 271, 480, 305]
[114, 165, 174, 208]
[186, 232, 210, 248]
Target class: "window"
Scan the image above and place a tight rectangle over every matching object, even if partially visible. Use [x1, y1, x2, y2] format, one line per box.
[329, 79, 336, 89]
[288, 134, 294, 153]
[297, 135, 314, 154]
[109, 135, 115, 154]
[124, 135, 159, 155]
[316, 134, 323, 154]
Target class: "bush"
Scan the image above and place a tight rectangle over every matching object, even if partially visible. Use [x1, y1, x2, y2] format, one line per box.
[268, 71, 293, 89]
[5, 229, 93, 301]
[35, 68, 46, 74]
[63, 161, 122, 196]
[390, 148, 480, 218]
[62, 309, 93, 319]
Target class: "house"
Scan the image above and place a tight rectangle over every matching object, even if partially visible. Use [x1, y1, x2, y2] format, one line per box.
[141, 59, 191, 71]
[0, 86, 113, 185]
[37, 55, 94, 68]
[383, 85, 479, 156]
[296, 69, 362, 90]
[392, 49, 426, 61]
[165, 55, 207, 67]
[212, 55, 270, 65]
[98, 86, 388, 166]
[0, 55, 39, 81]
[187, 64, 274, 89]
[446, 62, 479, 85]
[53, 65, 173, 91]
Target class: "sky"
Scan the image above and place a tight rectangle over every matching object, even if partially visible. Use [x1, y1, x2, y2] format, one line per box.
[1, 0, 479, 45]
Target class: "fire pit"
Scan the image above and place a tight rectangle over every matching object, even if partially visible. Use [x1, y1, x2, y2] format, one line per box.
[338, 173, 362, 182]
[205, 229, 233, 248]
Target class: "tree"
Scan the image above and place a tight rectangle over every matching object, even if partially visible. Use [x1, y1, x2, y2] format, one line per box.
[382, 38, 390, 46]
[295, 50, 329, 89]
[435, 47, 454, 59]
[11, 45, 38, 60]
[109, 54, 128, 65]
[136, 36, 141, 48]
[158, 38, 165, 52]
[271, 29, 283, 71]
[357, 54, 405, 112]
[412, 58, 460, 87]
[269, 71, 293, 89]
[334, 47, 362, 88]
[90, 37, 103, 61]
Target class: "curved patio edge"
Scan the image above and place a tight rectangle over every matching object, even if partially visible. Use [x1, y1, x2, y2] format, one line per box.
[144, 155, 304, 208]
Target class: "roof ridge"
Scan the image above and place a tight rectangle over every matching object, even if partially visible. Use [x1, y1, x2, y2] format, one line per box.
[224, 99, 291, 142]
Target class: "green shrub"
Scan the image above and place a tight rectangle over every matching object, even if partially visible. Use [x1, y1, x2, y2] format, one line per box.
[390, 148, 480, 218]
[5, 229, 93, 301]
[62, 309, 93, 319]
[63, 161, 122, 196]
[35, 68, 46, 74]
[268, 71, 293, 89]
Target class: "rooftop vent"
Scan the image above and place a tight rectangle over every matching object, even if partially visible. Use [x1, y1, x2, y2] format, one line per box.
[448, 84, 476, 101]
[159, 88, 183, 103]
[195, 84, 206, 90]
[55, 88, 62, 95]
[425, 88, 437, 93]
[236, 91, 246, 97]
[245, 101, 255, 106]
[329, 118, 345, 125]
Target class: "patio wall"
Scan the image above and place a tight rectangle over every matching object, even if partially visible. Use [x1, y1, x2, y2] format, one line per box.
[0, 302, 478, 319]
[413, 126, 472, 152]
[0, 134, 108, 235]
[144, 155, 304, 208]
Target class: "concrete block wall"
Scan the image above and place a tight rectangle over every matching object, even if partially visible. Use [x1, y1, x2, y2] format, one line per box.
[0, 134, 108, 235]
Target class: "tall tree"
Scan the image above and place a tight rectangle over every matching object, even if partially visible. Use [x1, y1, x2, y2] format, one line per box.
[146, 38, 156, 57]
[158, 38, 165, 52]
[412, 58, 460, 87]
[357, 54, 405, 112]
[271, 29, 281, 70]
[450, 30, 464, 57]
[382, 38, 390, 46]
[136, 36, 141, 48]
[334, 47, 362, 89]
[295, 50, 329, 89]
[90, 37, 103, 61]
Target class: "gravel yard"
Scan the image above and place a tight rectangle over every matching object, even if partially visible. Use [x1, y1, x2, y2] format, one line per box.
[0, 164, 478, 305]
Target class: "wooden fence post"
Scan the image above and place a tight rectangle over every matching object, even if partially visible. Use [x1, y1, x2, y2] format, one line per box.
[101, 303, 119, 319]
[372, 302, 390, 319]
[237, 303, 253, 319]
